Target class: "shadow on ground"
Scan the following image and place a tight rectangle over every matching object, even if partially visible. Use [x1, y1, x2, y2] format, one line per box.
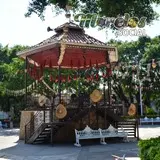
[0, 137, 139, 160]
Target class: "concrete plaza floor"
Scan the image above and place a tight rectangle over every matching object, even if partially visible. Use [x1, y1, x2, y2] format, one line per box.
[0, 125, 160, 160]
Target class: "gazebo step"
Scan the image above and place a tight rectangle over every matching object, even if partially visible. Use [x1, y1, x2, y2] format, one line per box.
[41, 131, 50, 135]
[39, 135, 48, 138]
[117, 120, 138, 139]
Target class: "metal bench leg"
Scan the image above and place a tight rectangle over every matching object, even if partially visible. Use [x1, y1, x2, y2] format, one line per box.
[100, 138, 107, 145]
[74, 138, 81, 147]
[123, 136, 129, 142]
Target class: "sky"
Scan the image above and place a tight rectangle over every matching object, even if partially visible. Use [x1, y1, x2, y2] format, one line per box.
[0, 0, 160, 47]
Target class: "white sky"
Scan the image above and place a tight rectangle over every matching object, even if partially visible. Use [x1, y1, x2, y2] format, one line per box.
[0, 0, 160, 47]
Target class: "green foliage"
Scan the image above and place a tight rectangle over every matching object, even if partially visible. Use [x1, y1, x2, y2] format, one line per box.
[138, 137, 160, 160]
[0, 45, 28, 92]
[143, 36, 160, 62]
[110, 36, 160, 113]
[26, 0, 160, 24]
[146, 107, 157, 115]
[2, 58, 25, 90]
[0, 45, 27, 112]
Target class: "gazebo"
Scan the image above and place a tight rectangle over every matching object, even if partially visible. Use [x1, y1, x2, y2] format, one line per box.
[17, 22, 137, 144]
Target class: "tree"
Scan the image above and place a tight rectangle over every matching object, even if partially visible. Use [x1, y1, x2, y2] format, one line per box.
[110, 36, 160, 114]
[25, 0, 160, 25]
[0, 45, 27, 111]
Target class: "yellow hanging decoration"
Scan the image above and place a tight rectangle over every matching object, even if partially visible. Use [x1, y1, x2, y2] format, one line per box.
[128, 103, 136, 116]
[56, 104, 67, 119]
[90, 89, 103, 103]
[57, 25, 68, 66]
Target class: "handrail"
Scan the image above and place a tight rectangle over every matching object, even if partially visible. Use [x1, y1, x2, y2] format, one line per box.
[25, 110, 46, 143]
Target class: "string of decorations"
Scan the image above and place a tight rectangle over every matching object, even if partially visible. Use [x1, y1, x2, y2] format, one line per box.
[5, 58, 160, 97]
[124, 85, 159, 91]
[116, 59, 160, 70]
[113, 59, 160, 79]
[5, 81, 38, 96]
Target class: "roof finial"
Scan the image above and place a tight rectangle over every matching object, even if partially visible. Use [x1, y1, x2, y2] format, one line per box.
[65, 5, 72, 22]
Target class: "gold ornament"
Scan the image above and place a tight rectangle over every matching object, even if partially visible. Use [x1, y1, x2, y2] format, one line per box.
[90, 89, 103, 103]
[56, 104, 67, 119]
[128, 103, 136, 116]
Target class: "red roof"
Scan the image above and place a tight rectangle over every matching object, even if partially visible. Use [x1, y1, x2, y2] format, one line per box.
[17, 22, 118, 69]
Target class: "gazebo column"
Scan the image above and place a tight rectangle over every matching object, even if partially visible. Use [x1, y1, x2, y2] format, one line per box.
[96, 102, 99, 128]
[103, 82, 106, 105]
[25, 57, 28, 108]
[50, 97, 54, 145]
[108, 76, 111, 108]
[103, 79, 107, 128]
[77, 68, 83, 128]
[58, 65, 61, 104]
[77, 69, 80, 108]
[106, 51, 112, 109]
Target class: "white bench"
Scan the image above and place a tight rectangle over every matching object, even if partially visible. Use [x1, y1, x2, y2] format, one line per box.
[74, 125, 128, 147]
[112, 154, 126, 160]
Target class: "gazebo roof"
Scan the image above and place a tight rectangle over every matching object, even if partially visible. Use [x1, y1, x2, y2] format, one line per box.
[18, 22, 114, 57]
[17, 22, 118, 69]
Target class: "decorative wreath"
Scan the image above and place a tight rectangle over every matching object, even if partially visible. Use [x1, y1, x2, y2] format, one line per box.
[56, 104, 67, 119]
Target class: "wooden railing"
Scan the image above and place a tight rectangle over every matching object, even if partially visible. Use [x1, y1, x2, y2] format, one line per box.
[25, 110, 49, 143]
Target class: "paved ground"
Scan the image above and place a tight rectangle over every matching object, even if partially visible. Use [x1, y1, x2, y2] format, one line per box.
[0, 125, 160, 160]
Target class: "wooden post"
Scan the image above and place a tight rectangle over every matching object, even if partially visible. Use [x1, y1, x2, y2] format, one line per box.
[103, 81, 107, 128]
[103, 82, 106, 105]
[80, 118, 83, 129]
[106, 52, 111, 108]
[58, 65, 61, 104]
[25, 57, 28, 108]
[104, 107, 107, 128]
[51, 122, 54, 146]
[50, 100, 54, 145]
[108, 76, 111, 108]
[43, 108, 46, 123]
[88, 108, 90, 126]
[96, 103, 98, 129]
[50, 97, 54, 123]
[77, 69, 80, 108]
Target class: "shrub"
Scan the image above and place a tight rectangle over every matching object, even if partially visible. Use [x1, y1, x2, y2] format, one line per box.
[138, 137, 160, 160]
